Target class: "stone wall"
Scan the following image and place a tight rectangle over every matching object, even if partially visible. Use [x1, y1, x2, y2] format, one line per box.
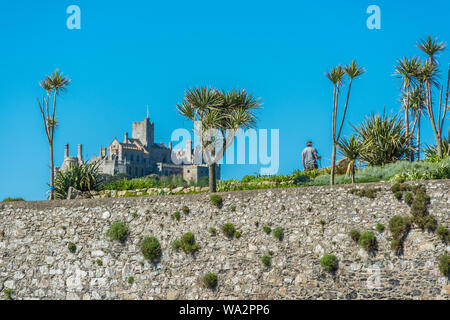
[0, 180, 449, 300]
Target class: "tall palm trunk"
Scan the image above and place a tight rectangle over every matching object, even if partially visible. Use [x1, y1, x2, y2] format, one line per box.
[330, 85, 337, 185]
[351, 164, 355, 184]
[416, 112, 421, 161]
[209, 163, 216, 193]
[50, 143, 54, 200]
[330, 143, 337, 185]
[404, 92, 411, 161]
[426, 81, 444, 158]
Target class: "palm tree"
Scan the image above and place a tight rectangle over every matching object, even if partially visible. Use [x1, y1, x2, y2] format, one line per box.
[338, 135, 362, 184]
[416, 36, 448, 159]
[36, 69, 71, 200]
[326, 61, 364, 185]
[176, 87, 261, 193]
[326, 65, 345, 185]
[216, 89, 260, 161]
[176, 87, 222, 192]
[394, 57, 422, 161]
[404, 85, 426, 161]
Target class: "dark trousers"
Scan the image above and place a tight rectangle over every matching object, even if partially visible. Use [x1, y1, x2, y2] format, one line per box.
[306, 162, 318, 170]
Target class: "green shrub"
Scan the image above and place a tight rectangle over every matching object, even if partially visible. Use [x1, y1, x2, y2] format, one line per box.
[54, 161, 102, 199]
[411, 200, 427, 218]
[209, 227, 217, 235]
[141, 236, 161, 261]
[68, 242, 77, 253]
[404, 192, 413, 205]
[272, 227, 284, 241]
[2, 197, 25, 202]
[173, 211, 181, 221]
[354, 113, 409, 166]
[180, 232, 200, 254]
[182, 206, 190, 214]
[349, 187, 380, 199]
[106, 221, 128, 242]
[203, 273, 218, 289]
[359, 231, 377, 251]
[222, 223, 235, 237]
[234, 231, 242, 239]
[3, 288, 13, 300]
[394, 191, 403, 200]
[127, 276, 134, 284]
[389, 215, 411, 240]
[210, 195, 223, 207]
[320, 254, 338, 272]
[263, 226, 271, 234]
[423, 215, 438, 232]
[230, 205, 236, 212]
[390, 182, 402, 193]
[171, 239, 181, 251]
[390, 239, 402, 253]
[261, 254, 271, 267]
[350, 229, 360, 242]
[438, 255, 450, 276]
[96, 259, 103, 266]
[375, 223, 385, 233]
[400, 183, 412, 191]
[436, 226, 449, 242]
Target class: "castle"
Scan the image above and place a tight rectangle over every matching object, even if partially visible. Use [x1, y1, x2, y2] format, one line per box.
[58, 117, 220, 183]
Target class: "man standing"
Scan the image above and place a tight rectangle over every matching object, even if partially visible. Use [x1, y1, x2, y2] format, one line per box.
[302, 141, 321, 171]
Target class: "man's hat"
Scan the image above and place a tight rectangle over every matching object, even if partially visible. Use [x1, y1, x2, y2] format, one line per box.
[306, 141, 313, 146]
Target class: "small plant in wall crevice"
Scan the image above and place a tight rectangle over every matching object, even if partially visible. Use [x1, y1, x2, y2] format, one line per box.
[320, 253, 338, 273]
[203, 273, 218, 289]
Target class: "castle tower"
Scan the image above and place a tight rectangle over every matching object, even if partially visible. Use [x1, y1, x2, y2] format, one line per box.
[132, 117, 154, 148]
[77, 144, 83, 162]
[64, 144, 69, 159]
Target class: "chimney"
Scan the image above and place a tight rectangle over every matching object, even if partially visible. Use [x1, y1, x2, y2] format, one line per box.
[64, 144, 69, 159]
[77, 144, 83, 162]
[125, 132, 129, 143]
[100, 146, 106, 158]
[169, 142, 172, 150]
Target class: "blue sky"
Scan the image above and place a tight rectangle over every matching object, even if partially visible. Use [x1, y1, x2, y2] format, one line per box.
[0, 0, 449, 200]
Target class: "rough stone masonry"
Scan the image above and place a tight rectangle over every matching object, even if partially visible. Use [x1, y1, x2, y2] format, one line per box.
[0, 180, 449, 300]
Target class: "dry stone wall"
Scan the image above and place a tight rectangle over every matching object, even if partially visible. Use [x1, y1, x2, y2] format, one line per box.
[0, 180, 449, 300]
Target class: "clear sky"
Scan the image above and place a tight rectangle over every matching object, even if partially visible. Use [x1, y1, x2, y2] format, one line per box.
[0, 0, 449, 201]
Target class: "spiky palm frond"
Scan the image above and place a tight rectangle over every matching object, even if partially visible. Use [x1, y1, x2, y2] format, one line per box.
[48, 69, 71, 93]
[54, 161, 102, 199]
[338, 135, 363, 180]
[338, 135, 362, 161]
[39, 78, 52, 92]
[353, 113, 410, 166]
[184, 86, 223, 113]
[420, 60, 440, 89]
[325, 65, 346, 87]
[345, 60, 365, 79]
[417, 35, 447, 65]
[394, 57, 422, 91]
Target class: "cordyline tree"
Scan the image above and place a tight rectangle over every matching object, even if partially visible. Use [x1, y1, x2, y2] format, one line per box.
[326, 61, 365, 185]
[36, 69, 71, 200]
[416, 36, 448, 159]
[394, 57, 422, 161]
[176, 87, 261, 193]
